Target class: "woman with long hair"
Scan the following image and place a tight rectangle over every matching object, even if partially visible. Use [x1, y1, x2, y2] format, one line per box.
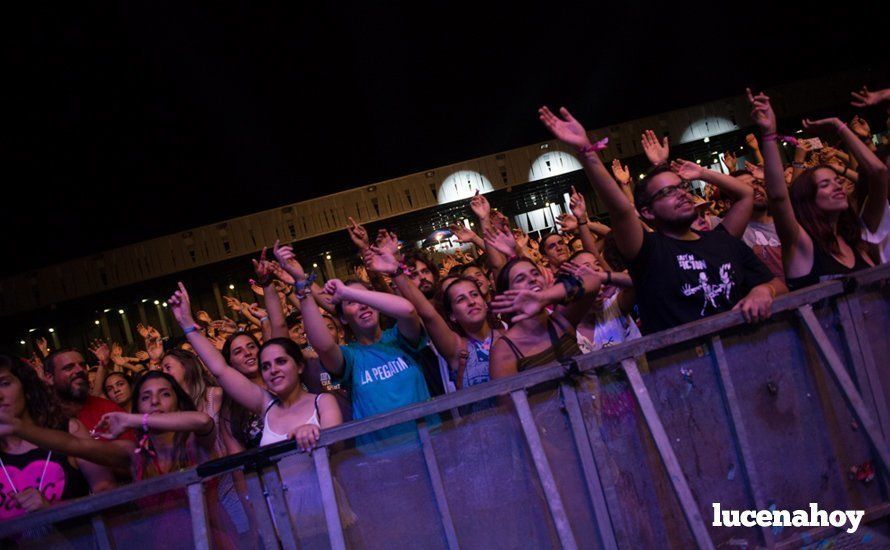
[488, 257, 602, 378]
[748, 89, 887, 288]
[362, 245, 502, 401]
[166, 282, 342, 452]
[0, 355, 116, 521]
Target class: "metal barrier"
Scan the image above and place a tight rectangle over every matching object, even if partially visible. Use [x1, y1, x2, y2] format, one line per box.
[2, 263, 890, 549]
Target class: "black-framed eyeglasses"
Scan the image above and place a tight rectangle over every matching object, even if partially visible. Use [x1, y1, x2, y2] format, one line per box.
[642, 181, 692, 206]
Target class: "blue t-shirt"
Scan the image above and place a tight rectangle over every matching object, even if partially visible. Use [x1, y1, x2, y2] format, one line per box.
[334, 325, 438, 451]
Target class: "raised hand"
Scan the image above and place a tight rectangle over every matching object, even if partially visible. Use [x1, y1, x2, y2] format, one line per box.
[802, 117, 844, 133]
[538, 106, 591, 149]
[322, 279, 349, 304]
[490, 289, 545, 322]
[483, 225, 518, 257]
[136, 323, 150, 340]
[489, 210, 510, 232]
[745, 133, 760, 151]
[469, 190, 491, 220]
[223, 296, 242, 313]
[110, 342, 123, 360]
[134, 350, 150, 362]
[167, 282, 196, 329]
[555, 213, 579, 234]
[375, 229, 400, 257]
[850, 115, 871, 139]
[513, 228, 530, 250]
[569, 185, 588, 221]
[88, 339, 110, 365]
[744, 160, 764, 180]
[722, 151, 738, 172]
[611, 159, 631, 186]
[251, 247, 278, 284]
[273, 240, 306, 280]
[641, 130, 670, 166]
[670, 159, 703, 181]
[210, 319, 238, 334]
[362, 246, 400, 275]
[346, 217, 370, 251]
[850, 86, 884, 108]
[266, 260, 296, 285]
[247, 303, 268, 320]
[449, 223, 478, 244]
[746, 89, 776, 134]
[35, 337, 49, 358]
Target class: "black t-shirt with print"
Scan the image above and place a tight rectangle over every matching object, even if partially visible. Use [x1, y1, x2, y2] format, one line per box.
[627, 225, 775, 335]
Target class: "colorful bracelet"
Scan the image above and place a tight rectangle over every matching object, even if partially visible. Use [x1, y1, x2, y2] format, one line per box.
[183, 326, 198, 335]
[577, 137, 609, 155]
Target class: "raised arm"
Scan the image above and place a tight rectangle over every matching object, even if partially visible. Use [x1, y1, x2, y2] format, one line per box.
[470, 191, 508, 271]
[641, 130, 670, 167]
[365, 246, 462, 361]
[802, 117, 888, 233]
[490, 261, 602, 326]
[851, 86, 890, 109]
[88, 339, 111, 397]
[539, 106, 644, 260]
[253, 246, 290, 339]
[670, 159, 754, 238]
[748, 89, 813, 277]
[168, 282, 268, 415]
[568, 186, 600, 254]
[1, 415, 133, 470]
[325, 278, 423, 343]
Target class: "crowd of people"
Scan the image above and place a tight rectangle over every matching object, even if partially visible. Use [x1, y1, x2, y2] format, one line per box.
[1, 85, 888, 544]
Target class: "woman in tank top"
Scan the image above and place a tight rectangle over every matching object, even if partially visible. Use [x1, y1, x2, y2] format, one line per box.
[0, 355, 115, 522]
[748, 90, 886, 290]
[167, 282, 342, 452]
[488, 257, 603, 377]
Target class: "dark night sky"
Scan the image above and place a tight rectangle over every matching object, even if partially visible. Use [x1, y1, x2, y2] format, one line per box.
[1, 2, 887, 276]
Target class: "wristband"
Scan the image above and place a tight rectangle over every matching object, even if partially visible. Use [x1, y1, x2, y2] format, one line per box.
[605, 271, 612, 285]
[254, 275, 273, 287]
[554, 272, 585, 303]
[761, 133, 777, 142]
[393, 262, 411, 277]
[259, 316, 270, 323]
[836, 122, 848, 134]
[183, 326, 198, 335]
[576, 217, 589, 225]
[577, 137, 609, 155]
[792, 162, 807, 169]
[142, 413, 150, 433]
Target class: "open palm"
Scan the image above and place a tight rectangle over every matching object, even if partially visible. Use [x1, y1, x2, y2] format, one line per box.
[538, 106, 590, 149]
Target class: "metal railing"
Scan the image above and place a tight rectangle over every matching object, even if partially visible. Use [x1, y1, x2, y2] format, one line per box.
[3, 263, 890, 549]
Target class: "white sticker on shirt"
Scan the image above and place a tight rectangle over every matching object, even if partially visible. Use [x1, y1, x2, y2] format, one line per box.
[679, 259, 737, 316]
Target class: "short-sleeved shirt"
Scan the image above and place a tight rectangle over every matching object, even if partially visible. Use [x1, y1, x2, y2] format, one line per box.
[627, 225, 775, 335]
[76, 395, 135, 442]
[333, 325, 438, 451]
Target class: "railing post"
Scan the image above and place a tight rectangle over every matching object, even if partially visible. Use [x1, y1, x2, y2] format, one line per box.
[710, 335, 776, 549]
[260, 465, 301, 550]
[560, 382, 618, 550]
[510, 389, 578, 550]
[797, 305, 890, 475]
[836, 295, 890, 442]
[186, 482, 211, 550]
[90, 513, 114, 550]
[417, 419, 460, 550]
[620, 358, 715, 550]
[313, 447, 347, 550]
[245, 468, 281, 550]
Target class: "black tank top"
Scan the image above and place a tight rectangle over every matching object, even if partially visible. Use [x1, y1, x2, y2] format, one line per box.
[786, 234, 871, 290]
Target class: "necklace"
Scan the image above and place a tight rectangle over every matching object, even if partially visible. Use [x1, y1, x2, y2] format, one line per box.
[0, 450, 53, 494]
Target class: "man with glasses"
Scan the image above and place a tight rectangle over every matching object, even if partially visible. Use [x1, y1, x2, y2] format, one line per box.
[539, 105, 787, 334]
